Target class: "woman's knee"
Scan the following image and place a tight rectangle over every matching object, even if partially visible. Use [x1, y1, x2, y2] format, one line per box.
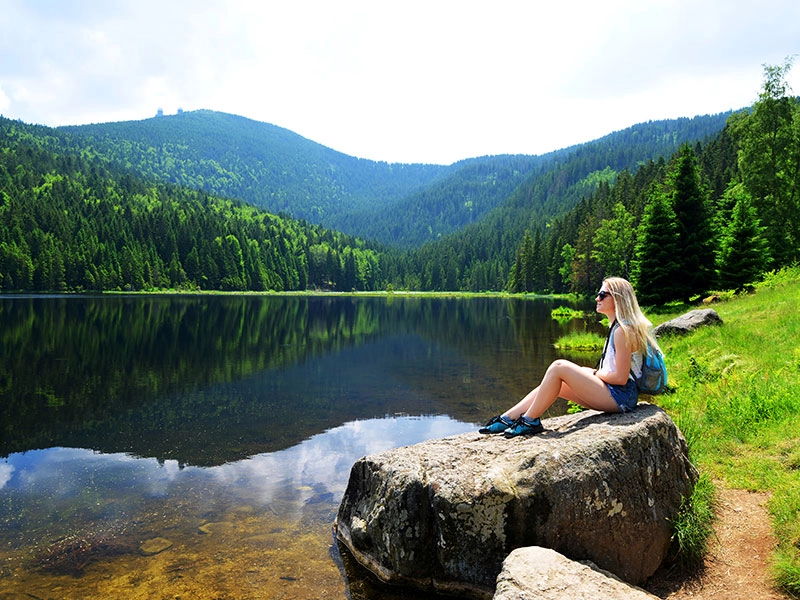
[547, 359, 576, 374]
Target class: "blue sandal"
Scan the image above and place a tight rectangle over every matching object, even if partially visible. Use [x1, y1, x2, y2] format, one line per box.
[503, 416, 544, 438]
[478, 415, 514, 434]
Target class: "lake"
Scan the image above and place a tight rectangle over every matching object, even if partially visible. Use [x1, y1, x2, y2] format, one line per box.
[0, 294, 599, 599]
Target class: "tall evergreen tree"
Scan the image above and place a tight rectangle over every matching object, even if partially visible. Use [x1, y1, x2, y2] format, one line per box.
[716, 183, 771, 291]
[569, 214, 602, 295]
[632, 191, 681, 305]
[531, 228, 547, 291]
[508, 230, 535, 292]
[664, 144, 716, 302]
[342, 250, 357, 291]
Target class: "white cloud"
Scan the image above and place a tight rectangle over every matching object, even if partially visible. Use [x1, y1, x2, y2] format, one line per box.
[1, 0, 798, 163]
[0, 415, 474, 524]
[0, 463, 14, 489]
[0, 86, 10, 115]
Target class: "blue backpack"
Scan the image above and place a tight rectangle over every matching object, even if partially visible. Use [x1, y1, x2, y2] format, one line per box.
[602, 321, 668, 395]
[636, 342, 668, 395]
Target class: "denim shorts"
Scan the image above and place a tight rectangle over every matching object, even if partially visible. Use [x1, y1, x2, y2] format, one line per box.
[607, 378, 639, 413]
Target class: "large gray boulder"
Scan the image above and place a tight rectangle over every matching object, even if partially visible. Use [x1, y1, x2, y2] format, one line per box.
[495, 546, 659, 600]
[653, 308, 722, 337]
[335, 404, 696, 599]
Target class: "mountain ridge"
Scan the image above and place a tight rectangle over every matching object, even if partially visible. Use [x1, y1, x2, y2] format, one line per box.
[57, 110, 452, 227]
[53, 108, 733, 247]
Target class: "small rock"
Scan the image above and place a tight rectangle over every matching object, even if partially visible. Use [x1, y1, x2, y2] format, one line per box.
[653, 309, 722, 337]
[495, 546, 659, 600]
[198, 521, 234, 535]
[139, 537, 173, 556]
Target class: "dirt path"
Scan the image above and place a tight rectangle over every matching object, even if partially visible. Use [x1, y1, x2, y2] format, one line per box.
[645, 486, 786, 600]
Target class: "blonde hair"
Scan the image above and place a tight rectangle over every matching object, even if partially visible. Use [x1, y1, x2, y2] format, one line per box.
[603, 277, 659, 355]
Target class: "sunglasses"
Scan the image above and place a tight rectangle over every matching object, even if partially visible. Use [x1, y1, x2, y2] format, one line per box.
[595, 290, 613, 300]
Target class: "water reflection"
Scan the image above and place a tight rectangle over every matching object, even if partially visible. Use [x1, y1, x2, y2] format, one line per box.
[0, 294, 600, 598]
[1, 295, 597, 465]
[0, 416, 473, 598]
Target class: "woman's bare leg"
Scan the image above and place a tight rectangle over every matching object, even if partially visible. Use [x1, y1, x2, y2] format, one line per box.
[504, 360, 618, 420]
[501, 385, 541, 420]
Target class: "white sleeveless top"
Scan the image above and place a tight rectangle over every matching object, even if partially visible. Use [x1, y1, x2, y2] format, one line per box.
[600, 321, 643, 382]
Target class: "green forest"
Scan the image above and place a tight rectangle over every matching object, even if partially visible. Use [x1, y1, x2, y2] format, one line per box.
[0, 60, 797, 301]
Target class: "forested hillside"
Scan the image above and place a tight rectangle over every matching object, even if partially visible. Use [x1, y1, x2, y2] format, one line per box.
[54, 114, 544, 247]
[0, 118, 384, 292]
[337, 112, 728, 248]
[0, 60, 796, 297]
[53, 110, 729, 249]
[337, 154, 545, 247]
[57, 110, 451, 227]
[55, 112, 549, 246]
[382, 114, 733, 291]
[492, 60, 800, 303]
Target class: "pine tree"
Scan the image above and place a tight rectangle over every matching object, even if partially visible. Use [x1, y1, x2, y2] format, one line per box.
[570, 215, 602, 296]
[508, 230, 535, 292]
[530, 229, 547, 292]
[716, 183, 771, 291]
[342, 250, 357, 291]
[664, 145, 716, 302]
[632, 191, 681, 305]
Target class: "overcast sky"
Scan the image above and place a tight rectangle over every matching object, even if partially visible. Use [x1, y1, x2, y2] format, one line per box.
[1, 0, 798, 165]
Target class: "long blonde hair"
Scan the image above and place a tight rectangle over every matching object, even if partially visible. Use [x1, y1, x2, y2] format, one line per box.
[603, 277, 659, 355]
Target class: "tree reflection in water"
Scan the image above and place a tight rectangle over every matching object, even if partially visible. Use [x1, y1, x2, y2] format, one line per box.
[0, 294, 596, 598]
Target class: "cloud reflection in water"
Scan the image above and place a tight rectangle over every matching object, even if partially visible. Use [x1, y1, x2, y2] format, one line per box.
[1, 415, 475, 536]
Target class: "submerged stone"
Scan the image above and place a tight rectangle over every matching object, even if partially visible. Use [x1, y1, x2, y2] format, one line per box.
[139, 537, 173, 556]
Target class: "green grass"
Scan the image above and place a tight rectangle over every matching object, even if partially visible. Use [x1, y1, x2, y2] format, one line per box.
[652, 266, 800, 596]
[551, 306, 586, 322]
[554, 331, 604, 351]
[669, 472, 718, 569]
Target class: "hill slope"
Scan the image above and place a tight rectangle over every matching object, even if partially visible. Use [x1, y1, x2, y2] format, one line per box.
[57, 110, 451, 226]
[53, 110, 732, 248]
[0, 116, 385, 293]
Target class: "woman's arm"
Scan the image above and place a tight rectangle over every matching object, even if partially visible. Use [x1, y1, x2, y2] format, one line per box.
[595, 326, 633, 385]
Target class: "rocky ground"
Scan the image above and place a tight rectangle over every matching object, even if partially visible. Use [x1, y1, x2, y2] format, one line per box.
[645, 486, 786, 600]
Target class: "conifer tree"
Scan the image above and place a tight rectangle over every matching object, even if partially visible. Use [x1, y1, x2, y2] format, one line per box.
[508, 230, 535, 292]
[663, 144, 716, 302]
[531, 228, 546, 291]
[569, 215, 602, 295]
[342, 250, 357, 291]
[716, 183, 771, 291]
[632, 191, 681, 305]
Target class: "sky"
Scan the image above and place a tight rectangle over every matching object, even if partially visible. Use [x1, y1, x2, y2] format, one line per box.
[1, 0, 799, 165]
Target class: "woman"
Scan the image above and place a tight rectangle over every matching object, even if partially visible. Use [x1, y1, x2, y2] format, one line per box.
[479, 277, 660, 437]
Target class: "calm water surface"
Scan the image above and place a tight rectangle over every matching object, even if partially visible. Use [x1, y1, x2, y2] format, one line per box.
[0, 294, 599, 599]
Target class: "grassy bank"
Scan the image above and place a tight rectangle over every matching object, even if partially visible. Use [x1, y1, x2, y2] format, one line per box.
[652, 267, 800, 596]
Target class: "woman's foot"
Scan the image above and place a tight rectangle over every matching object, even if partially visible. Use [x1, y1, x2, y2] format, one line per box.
[503, 416, 544, 437]
[478, 414, 514, 434]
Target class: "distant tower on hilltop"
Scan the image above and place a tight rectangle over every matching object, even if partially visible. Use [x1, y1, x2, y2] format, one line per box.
[156, 108, 164, 117]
